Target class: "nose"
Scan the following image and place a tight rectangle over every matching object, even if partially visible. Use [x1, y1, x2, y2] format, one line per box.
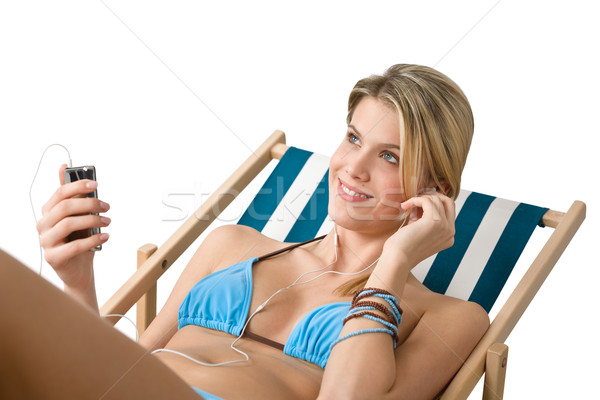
[344, 151, 370, 182]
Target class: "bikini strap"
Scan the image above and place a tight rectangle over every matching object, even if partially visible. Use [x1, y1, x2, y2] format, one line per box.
[243, 330, 285, 351]
[257, 234, 327, 261]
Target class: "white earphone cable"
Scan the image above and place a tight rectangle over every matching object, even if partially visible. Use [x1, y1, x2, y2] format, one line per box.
[152, 217, 409, 367]
[30, 144, 72, 275]
[102, 313, 140, 343]
[30, 146, 141, 344]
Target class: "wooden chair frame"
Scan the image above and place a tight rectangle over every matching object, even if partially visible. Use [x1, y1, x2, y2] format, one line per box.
[100, 130, 586, 399]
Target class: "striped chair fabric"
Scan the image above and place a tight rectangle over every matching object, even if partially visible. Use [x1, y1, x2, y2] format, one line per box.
[237, 147, 548, 313]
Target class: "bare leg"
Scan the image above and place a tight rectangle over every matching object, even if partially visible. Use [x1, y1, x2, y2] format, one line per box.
[0, 249, 203, 400]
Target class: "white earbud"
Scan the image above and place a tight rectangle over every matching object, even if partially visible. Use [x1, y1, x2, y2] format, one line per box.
[333, 224, 339, 248]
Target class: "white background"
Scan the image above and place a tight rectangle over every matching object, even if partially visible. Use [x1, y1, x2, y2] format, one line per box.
[1, 1, 598, 398]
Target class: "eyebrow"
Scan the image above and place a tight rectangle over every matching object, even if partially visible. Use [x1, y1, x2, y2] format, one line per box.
[348, 124, 400, 150]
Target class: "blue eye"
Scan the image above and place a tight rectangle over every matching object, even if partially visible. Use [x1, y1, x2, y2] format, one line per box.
[382, 152, 398, 164]
[347, 133, 360, 145]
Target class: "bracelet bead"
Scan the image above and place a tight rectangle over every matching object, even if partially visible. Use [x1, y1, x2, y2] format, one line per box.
[330, 287, 404, 350]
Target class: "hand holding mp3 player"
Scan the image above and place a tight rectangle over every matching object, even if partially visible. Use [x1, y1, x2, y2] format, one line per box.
[63, 166, 103, 251]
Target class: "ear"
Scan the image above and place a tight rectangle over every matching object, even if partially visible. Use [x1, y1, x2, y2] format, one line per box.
[421, 178, 450, 195]
[437, 180, 451, 195]
[422, 179, 451, 196]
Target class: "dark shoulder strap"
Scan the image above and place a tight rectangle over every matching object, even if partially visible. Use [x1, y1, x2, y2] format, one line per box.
[257, 234, 326, 261]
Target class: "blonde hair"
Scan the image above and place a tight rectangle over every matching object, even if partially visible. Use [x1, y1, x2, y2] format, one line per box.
[336, 64, 474, 296]
[347, 64, 473, 201]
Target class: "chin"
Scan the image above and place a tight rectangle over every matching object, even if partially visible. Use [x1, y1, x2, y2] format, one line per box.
[328, 195, 404, 235]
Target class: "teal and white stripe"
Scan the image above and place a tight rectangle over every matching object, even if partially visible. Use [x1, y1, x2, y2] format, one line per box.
[237, 147, 548, 312]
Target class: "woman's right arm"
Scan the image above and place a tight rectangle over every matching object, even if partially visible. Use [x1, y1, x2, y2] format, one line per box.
[36, 164, 111, 311]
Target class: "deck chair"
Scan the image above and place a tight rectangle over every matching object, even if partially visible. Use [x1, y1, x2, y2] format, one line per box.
[100, 130, 585, 399]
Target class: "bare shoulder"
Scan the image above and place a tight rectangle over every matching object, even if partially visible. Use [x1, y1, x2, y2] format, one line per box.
[168, 225, 274, 294]
[388, 289, 490, 398]
[405, 277, 489, 338]
[420, 293, 490, 352]
[203, 224, 264, 252]
[437, 295, 488, 327]
[193, 224, 285, 272]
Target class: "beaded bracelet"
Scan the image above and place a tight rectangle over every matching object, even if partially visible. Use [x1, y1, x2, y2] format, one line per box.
[350, 300, 397, 324]
[330, 288, 403, 350]
[344, 311, 399, 343]
[330, 328, 398, 350]
[345, 302, 400, 343]
[353, 289, 402, 326]
[353, 287, 397, 303]
[353, 288, 403, 323]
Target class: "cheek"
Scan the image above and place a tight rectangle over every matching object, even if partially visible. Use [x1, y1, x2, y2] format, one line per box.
[330, 146, 344, 165]
[377, 179, 406, 212]
[328, 151, 340, 207]
[329, 148, 345, 179]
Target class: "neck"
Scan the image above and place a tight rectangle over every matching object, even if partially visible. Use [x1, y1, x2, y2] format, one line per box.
[313, 225, 389, 274]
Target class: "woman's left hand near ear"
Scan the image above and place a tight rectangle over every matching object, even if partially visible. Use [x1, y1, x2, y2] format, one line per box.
[382, 190, 456, 269]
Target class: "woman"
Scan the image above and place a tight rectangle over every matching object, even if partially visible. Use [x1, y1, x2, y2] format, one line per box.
[0, 64, 489, 399]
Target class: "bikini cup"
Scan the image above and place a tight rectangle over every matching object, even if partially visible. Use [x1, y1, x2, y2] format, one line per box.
[178, 235, 350, 368]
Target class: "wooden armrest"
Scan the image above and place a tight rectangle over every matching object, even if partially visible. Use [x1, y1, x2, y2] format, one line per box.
[136, 244, 158, 334]
[100, 130, 287, 322]
[483, 343, 509, 400]
[441, 200, 585, 399]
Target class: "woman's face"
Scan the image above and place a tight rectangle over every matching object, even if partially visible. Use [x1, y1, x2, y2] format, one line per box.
[328, 96, 407, 235]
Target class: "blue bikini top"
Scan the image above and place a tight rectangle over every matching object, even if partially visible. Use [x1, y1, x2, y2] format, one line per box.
[178, 257, 351, 369]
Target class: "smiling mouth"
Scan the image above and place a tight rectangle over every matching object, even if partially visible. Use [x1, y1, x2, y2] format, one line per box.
[339, 179, 372, 199]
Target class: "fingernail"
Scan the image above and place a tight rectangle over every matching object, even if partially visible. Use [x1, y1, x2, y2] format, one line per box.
[100, 233, 109, 242]
[100, 216, 111, 225]
[99, 201, 110, 211]
[86, 181, 98, 189]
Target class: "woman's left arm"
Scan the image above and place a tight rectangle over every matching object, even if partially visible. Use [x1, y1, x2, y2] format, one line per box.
[319, 193, 488, 399]
[321, 298, 488, 399]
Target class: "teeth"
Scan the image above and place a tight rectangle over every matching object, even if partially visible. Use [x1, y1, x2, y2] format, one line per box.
[341, 183, 368, 198]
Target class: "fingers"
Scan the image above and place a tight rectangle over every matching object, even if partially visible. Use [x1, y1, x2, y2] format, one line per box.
[41, 179, 101, 217]
[59, 164, 67, 185]
[39, 214, 111, 249]
[44, 232, 110, 269]
[37, 197, 110, 234]
[401, 191, 455, 224]
[37, 168, 111, 261]
[408, 205, 419, 222]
